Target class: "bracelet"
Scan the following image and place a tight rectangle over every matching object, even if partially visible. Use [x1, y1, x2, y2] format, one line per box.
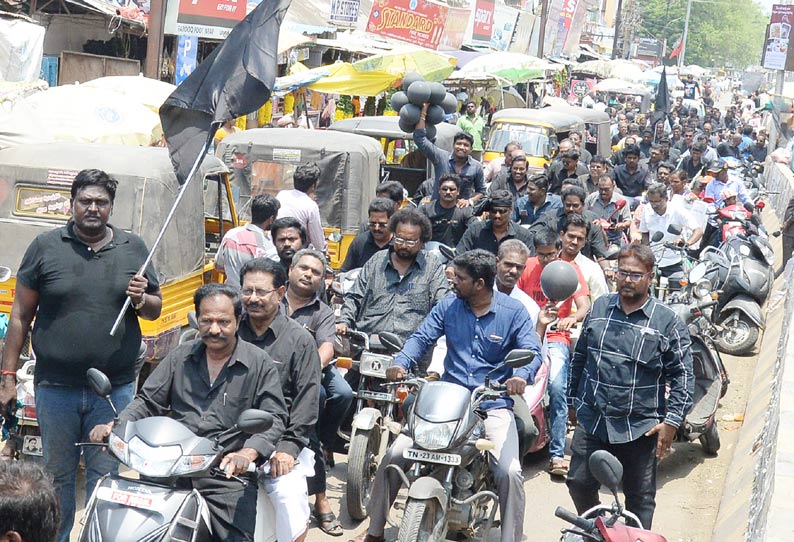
[133, 295, 146, 311]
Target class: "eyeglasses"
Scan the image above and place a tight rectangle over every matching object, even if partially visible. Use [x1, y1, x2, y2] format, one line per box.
[241, 287, 278, 298]
[393, 237, 420, 247]
[368, 221, 389, 228]
[491, 208, 511, 216]
[615, 270, 649, 282]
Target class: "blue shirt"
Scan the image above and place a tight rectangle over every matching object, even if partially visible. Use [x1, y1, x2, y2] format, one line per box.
[394, 291, 542, 410]
[512, 193, 563, 225]
[414, 128, 485, 201]
[704, 175, 750, 206]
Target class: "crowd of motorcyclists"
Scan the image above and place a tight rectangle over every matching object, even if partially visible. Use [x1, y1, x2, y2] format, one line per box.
[0, 80, 782, 542]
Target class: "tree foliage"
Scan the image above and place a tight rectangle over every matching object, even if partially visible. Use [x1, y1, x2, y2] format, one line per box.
[638, 0, 768, 68]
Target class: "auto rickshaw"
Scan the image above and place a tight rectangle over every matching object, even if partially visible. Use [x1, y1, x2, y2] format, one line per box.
[483, 109, 585, 175]
[0, 142, 238, 362]
[604, 87, 652, 115]
[542, 105, 611, 158]
[215, 128, 384, 269]
[328, 115, 457, 196]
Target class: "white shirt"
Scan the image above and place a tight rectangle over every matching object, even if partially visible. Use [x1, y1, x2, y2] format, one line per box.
[573, 253, 609, 304]
[276, 189, 327, 252]
[639, 204, 699, 267]
[494, 283, 540, 327]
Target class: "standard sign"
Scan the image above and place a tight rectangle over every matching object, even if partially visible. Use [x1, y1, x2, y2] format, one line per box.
[330, 0, 360, 25]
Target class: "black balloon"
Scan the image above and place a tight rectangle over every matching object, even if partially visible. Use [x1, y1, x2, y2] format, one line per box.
[540, 261, 580, 302]
[428, 82, 447, 106]
[400, 103, 422, 124]
[407, 81, 432, 106]
[426, 104, 445, 125]
[441, 93, 458, 115]
[402, 72, 424, 91]
[425, 123, 437, 141]
[398, 115, 416, 133]
[390, 91, 408, 112]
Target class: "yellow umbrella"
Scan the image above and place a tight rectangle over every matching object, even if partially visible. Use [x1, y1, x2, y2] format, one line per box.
[353, 50, 457, 82]
[22, 85, 162, 146]
[82, 75, 176, 112]
[276, 62, 400, 97]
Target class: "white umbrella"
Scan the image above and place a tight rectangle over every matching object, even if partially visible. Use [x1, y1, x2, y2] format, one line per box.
[82, 75, 176, 113]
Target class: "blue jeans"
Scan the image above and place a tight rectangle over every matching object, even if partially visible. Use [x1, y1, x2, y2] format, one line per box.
[317, 366, 353, 453]
[35, 382, 135, 542]
[547, 342, 571, 459]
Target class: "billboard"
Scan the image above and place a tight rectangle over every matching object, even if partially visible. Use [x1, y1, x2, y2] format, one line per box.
[763, 4, 794, 70]
[164, 0, 262, 39]
[366, 0, 448, 50]
[439, 7, 470, 51]
[472, 0, 495, 43]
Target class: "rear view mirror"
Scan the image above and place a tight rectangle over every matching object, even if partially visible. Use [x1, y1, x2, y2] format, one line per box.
[588, 450, 623, 497]
[236, 409, 274, 434]
[504, 349, 536, 369]
[667, 224, 682, 236]
[0, 266, 10, 283]
[87, 368, 113, 398]
[379, 331, 404, 354]
[438, 244, 456, 262]
[651, 231, 665, 243]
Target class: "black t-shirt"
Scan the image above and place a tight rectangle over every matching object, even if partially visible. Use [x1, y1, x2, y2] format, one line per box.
[418, 201, 473, 248]
[339, 230, 391, 272]
[17, 222, 159, 387]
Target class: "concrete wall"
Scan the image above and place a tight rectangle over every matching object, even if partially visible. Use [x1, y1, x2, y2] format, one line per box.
[33, 14, 114, 57]
[711, 162, 794, 542]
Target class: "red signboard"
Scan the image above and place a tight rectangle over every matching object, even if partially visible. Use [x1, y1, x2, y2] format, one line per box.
[472, 0, 495, 42]
[763, 4, 794, 70]
[367, 0, 448, 50]
[439, 7, 469, 51]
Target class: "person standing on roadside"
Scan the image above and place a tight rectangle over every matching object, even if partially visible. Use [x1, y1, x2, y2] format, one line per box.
[567, 243, 693, 530]
[457, 100, 487, 161]
[0, 169, 163, 542]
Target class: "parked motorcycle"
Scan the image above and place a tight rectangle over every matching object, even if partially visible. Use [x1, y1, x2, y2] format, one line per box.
[77, 369, 274, 542]
[555, 450, 667, 542]
[340, 330, 405, 521]
[392, 349, 535, 542]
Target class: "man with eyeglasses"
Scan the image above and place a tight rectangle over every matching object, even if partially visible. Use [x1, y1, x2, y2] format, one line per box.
[418, 173, 474, 248]
[567, 243, 693, 530]
[456, 190, 534, 256]
[237, 258, 322, 542]
[340, 198, 395, 272]
[336, 209, 449, 368]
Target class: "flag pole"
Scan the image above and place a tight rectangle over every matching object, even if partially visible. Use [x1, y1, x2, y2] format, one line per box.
[109, 129, 217, 336]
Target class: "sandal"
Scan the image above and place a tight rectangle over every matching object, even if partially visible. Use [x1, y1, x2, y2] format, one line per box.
[315, 511, 344, 537]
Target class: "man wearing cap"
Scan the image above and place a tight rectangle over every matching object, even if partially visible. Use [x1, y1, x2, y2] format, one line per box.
[456, 190, 535, 256]
[703, 159, 751, 207]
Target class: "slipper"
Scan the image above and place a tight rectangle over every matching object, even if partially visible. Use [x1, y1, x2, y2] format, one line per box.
[315, 511, 344, 537]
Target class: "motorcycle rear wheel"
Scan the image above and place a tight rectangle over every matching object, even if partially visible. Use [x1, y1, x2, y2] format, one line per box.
[717, 312, 759, 357]
[398, 498, 446, 542]
[346, 429, 380, 521]
[699, 422, 721, 455]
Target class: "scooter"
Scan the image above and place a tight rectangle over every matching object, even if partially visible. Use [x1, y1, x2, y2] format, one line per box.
[77, 369, 274, 542]
[391, 349, 536, 542]
[555, 450, 667, 542]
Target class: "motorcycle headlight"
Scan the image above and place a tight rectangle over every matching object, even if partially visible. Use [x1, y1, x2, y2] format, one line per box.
[172, 454, 217, 475]
[413, 419, 457, 451]
[127, 437, 183, 477]
[694, 279, 712, 299]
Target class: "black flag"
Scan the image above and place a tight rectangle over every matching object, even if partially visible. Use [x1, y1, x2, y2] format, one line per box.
[159, 0, 292, 184]
[652, 66, 670, 131]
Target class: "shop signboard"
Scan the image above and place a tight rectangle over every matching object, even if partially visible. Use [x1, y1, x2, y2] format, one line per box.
[472, 0, 495, 42]
[439, 6, 469, 51]
[329, 0, 360, 25]
[366, 0, 448, 50]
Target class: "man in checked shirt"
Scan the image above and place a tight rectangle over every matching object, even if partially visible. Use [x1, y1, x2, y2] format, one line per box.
[566, 243, 693, 530]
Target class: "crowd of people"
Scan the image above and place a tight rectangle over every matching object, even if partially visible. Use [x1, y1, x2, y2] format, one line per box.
[0, 80, 782, 542]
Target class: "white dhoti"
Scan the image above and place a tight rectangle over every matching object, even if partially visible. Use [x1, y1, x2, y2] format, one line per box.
[254, 448, 315, 542]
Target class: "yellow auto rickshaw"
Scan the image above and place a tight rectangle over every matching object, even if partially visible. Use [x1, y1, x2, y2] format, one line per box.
[483, 109, 585, 175]
[0, 142, 238, 361]
[215, 128, 384, 269]
[542, 105, 612, 158]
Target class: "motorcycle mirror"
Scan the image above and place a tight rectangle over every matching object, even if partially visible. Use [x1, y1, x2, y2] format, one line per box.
[756, 201, 765, 210]
[743, 202, 755, 213]
[378, 331, 404, 354]
[187, 310, 199, 330]
[588, 450, 624, 499]
[689, 262, 707, 283]
[87, 368, 113, 398]
[503, 349, 536, 369]
[236, 409, 274, 434]
[0, 266, 10, 283]
[773, 230, 782, 238]
[651, 231, 665, 243]
[666, 224, 682, 236]
[540, 261, 579, 303]
[439, 244, 456, 262]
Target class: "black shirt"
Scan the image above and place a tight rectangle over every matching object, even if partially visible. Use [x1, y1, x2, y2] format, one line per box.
[611, 164, 651, 197]
[557, 210, 610, 260]
[238, 312, 321, 458]
[548, 160, 590, 195]
[749, 143, 768, 163]
[340, 230, 391, 272]
[418, 200, 474, 248]
[456, 220, 535, 256]
[119, 339, 288, 459]
[281, 294, 336, 349]
[17, 221, 160, 387]
[677, 156, 706, 180]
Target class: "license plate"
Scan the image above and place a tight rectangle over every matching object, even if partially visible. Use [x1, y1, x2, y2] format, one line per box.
[22, 435, 43, 457]
[96, 487, 156, 510]
[356, 390, 392, 402]
[403, 448, 461, 465]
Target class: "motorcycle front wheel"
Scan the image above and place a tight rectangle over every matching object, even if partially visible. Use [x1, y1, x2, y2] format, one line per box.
[398, 498, 446, 542]
[717, 312, 760, 356]
[346, 429, 381, 520]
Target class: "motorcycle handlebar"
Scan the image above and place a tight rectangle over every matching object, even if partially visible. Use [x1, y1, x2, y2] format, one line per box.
[554, 506, 597, 533]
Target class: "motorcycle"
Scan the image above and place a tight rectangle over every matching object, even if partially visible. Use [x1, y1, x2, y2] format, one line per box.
[391, 349, 535, 542]
[555, 450, 667, 542]
[77, 368, 274, 542]
[339, 330, 405, 521]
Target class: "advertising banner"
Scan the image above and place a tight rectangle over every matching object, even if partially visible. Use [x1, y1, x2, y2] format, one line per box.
[555, 0, 578, 55]
[490, 4, 518, 51]
[763, 4, 794, 70]
[509, 11, 535, 54]
[164, 0, 263, 39]
[329, 0, 360, 25]
[472, 0, 495, 42]
[366, 0, 448, 50]
[439, 7, 470, 51]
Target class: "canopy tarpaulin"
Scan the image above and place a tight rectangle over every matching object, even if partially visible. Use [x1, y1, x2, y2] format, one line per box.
[353, 49, 456, 82]
[458, 52, 554, 84]
[275, 62, 399, 97]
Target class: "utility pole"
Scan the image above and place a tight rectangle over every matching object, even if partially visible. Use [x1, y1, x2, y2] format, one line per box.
[538, 0, 549, 59]
[678, 0, 692, 67]
[611, 0, 623, 59]
[144, 0, 166, 79]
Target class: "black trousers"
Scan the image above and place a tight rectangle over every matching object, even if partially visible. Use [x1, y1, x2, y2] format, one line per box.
[566, 425, 658, 530]
[188, 475, 258, 542]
